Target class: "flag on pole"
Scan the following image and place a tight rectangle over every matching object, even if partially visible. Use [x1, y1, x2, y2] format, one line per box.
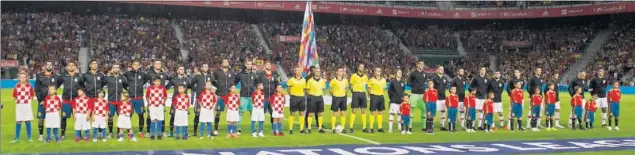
[297, 1, 319, 76]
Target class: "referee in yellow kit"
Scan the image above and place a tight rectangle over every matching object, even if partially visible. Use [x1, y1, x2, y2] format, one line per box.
[349, 64, 369, 133]
[368, 67, 387, 133]
[287, 66, 306, 134]
[330, 67, 348, 133]
[306, 67, 327, 134]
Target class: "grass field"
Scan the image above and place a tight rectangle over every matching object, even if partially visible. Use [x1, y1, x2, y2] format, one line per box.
[1, 88, 634, 154]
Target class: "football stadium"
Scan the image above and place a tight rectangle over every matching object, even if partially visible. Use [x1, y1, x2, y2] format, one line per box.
[1, 1, 635, 155]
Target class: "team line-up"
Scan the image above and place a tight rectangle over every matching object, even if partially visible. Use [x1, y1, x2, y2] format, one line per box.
[9, 60, 623, 143]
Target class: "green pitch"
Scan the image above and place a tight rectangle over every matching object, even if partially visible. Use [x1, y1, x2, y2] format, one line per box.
[1, 89, 633, 154]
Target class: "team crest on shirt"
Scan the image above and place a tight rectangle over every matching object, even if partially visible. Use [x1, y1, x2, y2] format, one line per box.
[74, 78, 78, 82]
[97, 77, 100, 80]
[138, 75, 142, 79]
[603, 80, 606, 84]
[499, 83, 502, 87]
[228, 74, 232, 78]
[62, 112, 66, 117]
[160, 75, 163, 79]
[484, 79, 488, 83]
[38, 112, 41, 117]
[443, 79, 446, 83]
[118, 79, 122, 83]
[251, 76, 254, 80]
[207, 78, 210, 81]
[51, 78, 55, 82]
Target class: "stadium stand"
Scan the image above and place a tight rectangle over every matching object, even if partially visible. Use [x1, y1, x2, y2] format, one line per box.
[585, 15, 635, 82]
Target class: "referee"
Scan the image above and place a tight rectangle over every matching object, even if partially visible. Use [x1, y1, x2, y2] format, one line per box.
[329, 67, 348, 133]
[287, 67, 306, 134]
[368, 67, 387, 133]
[349, 64, 369, 133]
[305, 67, 326, 134]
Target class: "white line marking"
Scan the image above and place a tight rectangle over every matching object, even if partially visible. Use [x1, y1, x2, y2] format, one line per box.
[293, 121, 381, 145]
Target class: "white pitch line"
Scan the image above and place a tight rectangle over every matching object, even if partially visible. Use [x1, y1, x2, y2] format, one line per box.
[293, 121, 381, 145]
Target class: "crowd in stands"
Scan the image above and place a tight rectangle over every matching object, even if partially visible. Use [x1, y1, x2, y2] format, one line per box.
[391, 22, 457, 50]
[1, 12, 81, 75]
[85, 15, 179, 74]
[455, 23, 597, 81]
[260, 21, 415, 78]
[180, 19, 265, 73]
[586, 18, 635, 82]
[2, 9, 629, 86]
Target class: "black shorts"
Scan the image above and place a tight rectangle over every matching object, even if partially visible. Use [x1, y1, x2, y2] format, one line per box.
[290, 95, 306, 113]
[307, 95, 324, 113]
[369, 95, 385, 112]
[331, 96, 347, 112]
[351, 92, 367, 109]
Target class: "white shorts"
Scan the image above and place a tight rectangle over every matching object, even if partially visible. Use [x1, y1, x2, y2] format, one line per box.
[92, 116, 107, 128]
[45, 112, 60, 128]
[227, 110, 239, 122]
[149, 106, 165, 121]
[74, 113, 91, 130]
[389, 103, 400, 114]
[174, 110, 189, 126]
[596, 98, 608, 108]
[251, 108, 265, 121]
[458, 102, 465, 112]
[494, 102, 503, 113]
[15, 103, 34, 122]
[117, 115, 132, 129]
[437, 100, 447, 111]
[199, 108, 215, 123]
[476, 99, 485, 110]
[555, 101, 561, 110]
[272, 111, 284, 119]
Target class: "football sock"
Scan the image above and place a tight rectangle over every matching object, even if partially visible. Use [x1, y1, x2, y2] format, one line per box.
[298, 116, 305, 130]
[38, 119, 44, 136]
[388, 115, 394, 130]
[349, 113, 356, 129]
[602, 113, 607, 125]
[251, 121, 256, 133]
[378, 114, 383, 129]
[193, 115, 200, 134]
[361, 113, 367, 129]
[317, 116, 323, 130]
[331, 116, 337, 129]
[61, 118, 67, 136]
[25, 121, 32, 139]
[289, 116, 294, 130]
[369, 114, 375, 129]
[108, 118, 114, 134]
[15, 122, 21, 140]
[307, 116, 313, 129]
[138, 113, 144, 132]
[46, 128, 51, 140]
[53, 128, 59, 140]
[214, 113, 221, 131]
[258, 121, 264, 132]
[340, 116, 346, 129]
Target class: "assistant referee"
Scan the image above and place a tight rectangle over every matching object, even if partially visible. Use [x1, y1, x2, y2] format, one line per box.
[349, 64, 369, 133]
[287, 67, 306, 134]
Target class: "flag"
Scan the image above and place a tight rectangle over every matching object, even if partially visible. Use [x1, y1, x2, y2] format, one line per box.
[297, 1, 319, 76]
